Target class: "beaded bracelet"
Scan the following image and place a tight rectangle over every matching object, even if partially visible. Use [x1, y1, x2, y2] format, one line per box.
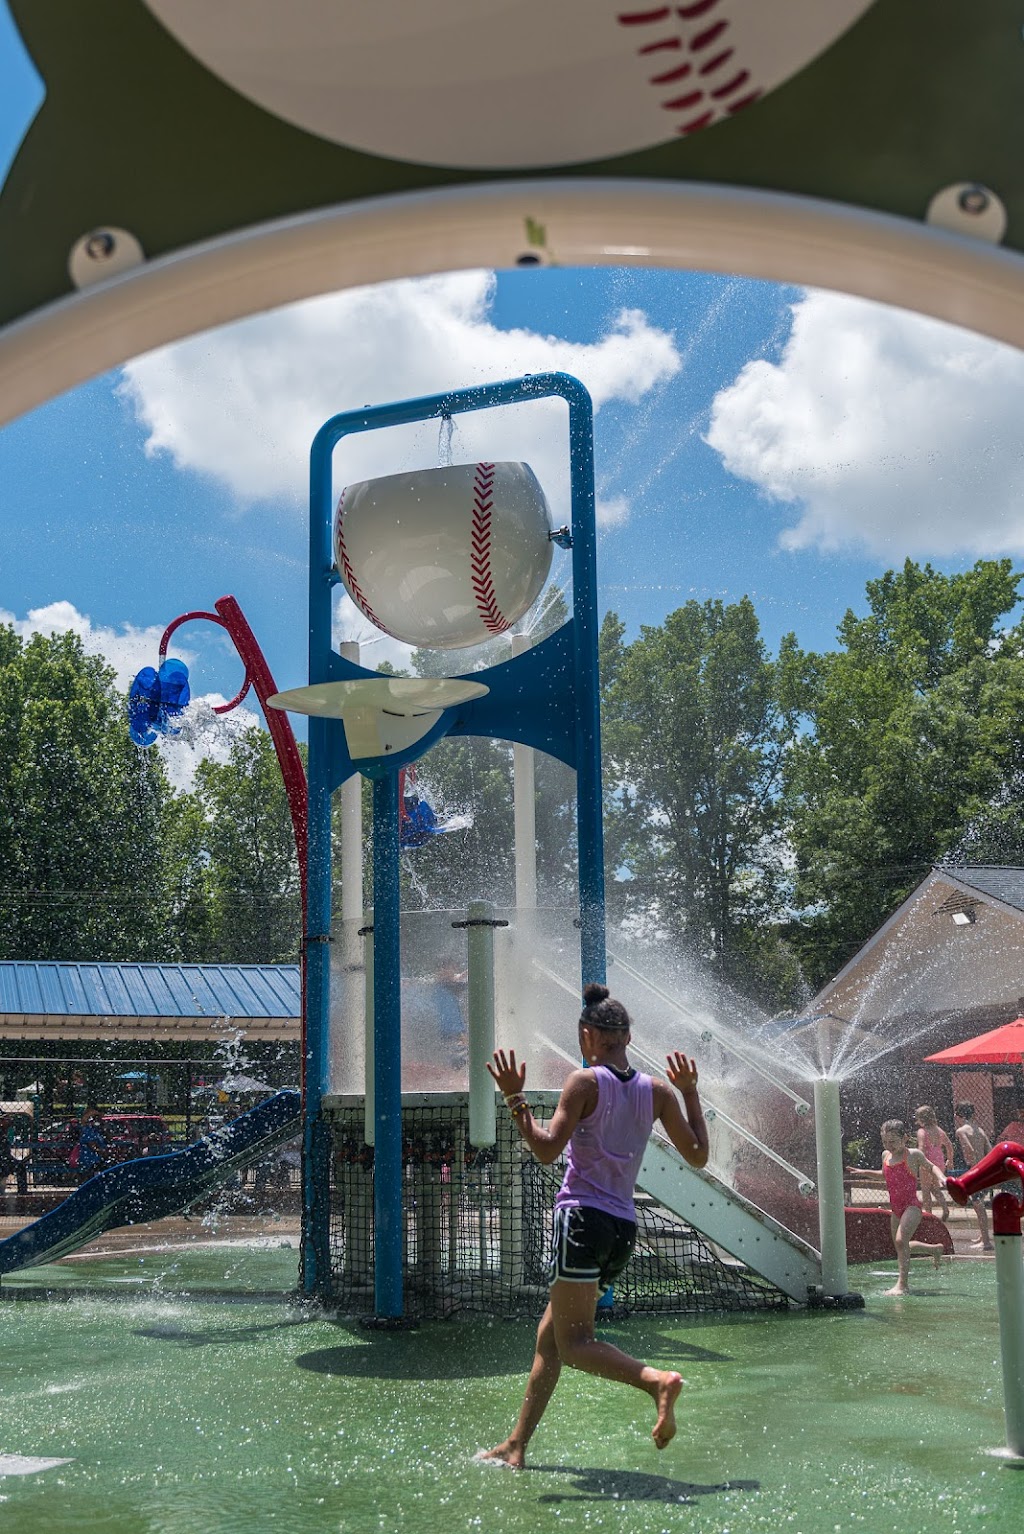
[504, 1093, 529, 1117]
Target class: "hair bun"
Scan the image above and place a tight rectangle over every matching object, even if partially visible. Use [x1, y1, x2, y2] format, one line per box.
[582, 983, 610, 1007]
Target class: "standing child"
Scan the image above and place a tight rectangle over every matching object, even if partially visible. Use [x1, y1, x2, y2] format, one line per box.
[858, 1119, 947, 1294]
[479, 983, 709, 1468]
[914, 1105, 953, 1218]
[74, 1105, 108, 1183]
[953, 1102, 993, 1251]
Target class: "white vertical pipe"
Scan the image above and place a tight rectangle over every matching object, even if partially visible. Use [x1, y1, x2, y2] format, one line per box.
[511, 634, 537, 911]
[814, 1077, 849, 1298]
[467, 899, 497, 1148]
[994, 1226, 1024, 1458]
[362, 905, 375, 1147]
[339, 642, 364, 928]
[338, 641, 367, 1105]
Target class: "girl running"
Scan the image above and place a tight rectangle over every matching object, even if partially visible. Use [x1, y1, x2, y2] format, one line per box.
[479, 983, 709, 1468]
[858, 1119, 947, 1295]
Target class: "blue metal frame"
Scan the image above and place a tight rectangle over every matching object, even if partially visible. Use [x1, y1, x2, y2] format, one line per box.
[301, 373, 605, 1308]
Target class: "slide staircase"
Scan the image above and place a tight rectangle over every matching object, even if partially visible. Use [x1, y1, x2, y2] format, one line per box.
[0, 1089, 301, 1275]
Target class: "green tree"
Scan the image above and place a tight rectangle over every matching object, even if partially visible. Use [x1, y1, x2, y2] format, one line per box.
[787, 558, 1024, 985]
[0, 627, 171, 959]
[192, 728, 302, 963]
[602, 597, 804, 1005]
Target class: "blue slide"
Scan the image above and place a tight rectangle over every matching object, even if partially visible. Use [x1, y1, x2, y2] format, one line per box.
[0, 1090, 301, 1275]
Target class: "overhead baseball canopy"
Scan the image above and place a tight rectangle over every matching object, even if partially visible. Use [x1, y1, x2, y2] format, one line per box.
[1, 0, 1022, 424]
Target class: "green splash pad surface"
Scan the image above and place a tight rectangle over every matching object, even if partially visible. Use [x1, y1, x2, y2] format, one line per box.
[2, 1256, 1023, 1534]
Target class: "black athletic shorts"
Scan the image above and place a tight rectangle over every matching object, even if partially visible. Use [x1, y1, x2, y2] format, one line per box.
[547, 1204, 637, 1293]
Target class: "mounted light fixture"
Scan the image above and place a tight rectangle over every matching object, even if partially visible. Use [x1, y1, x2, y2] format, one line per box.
[934, 891, 981, 926]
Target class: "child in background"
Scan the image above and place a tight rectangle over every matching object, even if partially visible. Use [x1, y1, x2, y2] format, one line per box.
[914, 1104, 953, 1219]
[858, 1119, 947, 1295]
[953, 1102, 993, 1251]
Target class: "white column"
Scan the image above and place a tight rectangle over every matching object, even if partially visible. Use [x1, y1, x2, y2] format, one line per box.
[339, 641, 364, 928]
[511, 633, 537, 911]
[993, 1222, 1024, 1459]
[467, 900, 497, 1148]
[814, 1077, 849, 1298]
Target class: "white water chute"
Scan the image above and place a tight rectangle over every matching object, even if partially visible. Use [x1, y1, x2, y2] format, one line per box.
[814, 1077, 849, 1298]
[467, 899, 498, 1148]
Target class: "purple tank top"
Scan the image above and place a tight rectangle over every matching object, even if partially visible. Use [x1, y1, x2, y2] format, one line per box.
[555, 1065, 654, 1223]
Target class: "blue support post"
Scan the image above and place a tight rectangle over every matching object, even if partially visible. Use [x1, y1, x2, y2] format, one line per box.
[301, 372, 605, 1313]
[301, 717, 334, 1296]
[372, 772, 404, 1316]
[301, 423, 340, 1299]
[564, 382, 606, 990]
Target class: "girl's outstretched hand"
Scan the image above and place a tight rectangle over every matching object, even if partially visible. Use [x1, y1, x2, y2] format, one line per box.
[666, 1052, 699, 1094]
[487, 1049, 526, 1098]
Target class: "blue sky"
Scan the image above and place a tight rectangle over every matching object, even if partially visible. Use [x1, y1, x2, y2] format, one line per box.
[3, 3, 1024, 779]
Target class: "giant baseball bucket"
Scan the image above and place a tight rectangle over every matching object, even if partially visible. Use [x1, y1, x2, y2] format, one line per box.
[334, 461, 554, 650]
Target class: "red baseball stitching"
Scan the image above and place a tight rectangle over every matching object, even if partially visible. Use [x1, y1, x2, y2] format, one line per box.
[618, 1, 760, 135]
[470, 463, 511, 636]
[335, 490, 395, 637]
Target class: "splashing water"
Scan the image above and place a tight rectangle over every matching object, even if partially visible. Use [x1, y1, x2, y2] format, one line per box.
[437, 414, 456, 467]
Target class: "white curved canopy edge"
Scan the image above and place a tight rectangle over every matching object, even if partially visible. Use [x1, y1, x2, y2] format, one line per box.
[2, 178, 1023, 429]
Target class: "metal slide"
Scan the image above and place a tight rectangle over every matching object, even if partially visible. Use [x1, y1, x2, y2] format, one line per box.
[0, 1090, 301, 1275]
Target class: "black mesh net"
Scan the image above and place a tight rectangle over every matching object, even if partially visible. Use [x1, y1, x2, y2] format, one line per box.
[327, 1097, 788, 1320]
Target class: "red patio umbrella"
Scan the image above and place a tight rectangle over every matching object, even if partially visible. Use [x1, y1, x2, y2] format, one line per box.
[924, 1019, 1024, 1066]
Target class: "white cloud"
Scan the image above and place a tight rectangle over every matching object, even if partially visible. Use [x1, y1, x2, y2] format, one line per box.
[119, 272, 681, 530]
[0, 600, 181, 692]
[705, 290, 1024, 557]
[596, 495, 630, 530]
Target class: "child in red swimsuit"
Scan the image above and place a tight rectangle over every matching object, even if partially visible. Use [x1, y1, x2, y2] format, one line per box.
[858, 1120, 947, 1294]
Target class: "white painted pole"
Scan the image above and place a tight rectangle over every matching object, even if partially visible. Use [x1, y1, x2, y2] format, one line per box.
[992, 1200, 1024, 1459]
[511, 634, 537, 912]
[362, 906, 375, 1147]
[814, 1077, 849, 1298]
[339, 641, 364, 927]
[467, 900, 497, 1148]
[336, 640, 367, 1105]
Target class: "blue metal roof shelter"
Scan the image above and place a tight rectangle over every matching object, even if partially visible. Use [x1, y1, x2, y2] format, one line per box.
[0, 961, 300, 1041]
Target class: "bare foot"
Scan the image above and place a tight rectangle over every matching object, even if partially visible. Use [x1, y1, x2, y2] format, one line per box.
[475, 1441, 525, 1470]
[652, 1371, 683, 1450]
[883, 1284, 908, 1296]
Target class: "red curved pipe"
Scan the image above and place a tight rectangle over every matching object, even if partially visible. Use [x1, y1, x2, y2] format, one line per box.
[158, 597, 309, 1096]
[947, 1142, 1024, 1236]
